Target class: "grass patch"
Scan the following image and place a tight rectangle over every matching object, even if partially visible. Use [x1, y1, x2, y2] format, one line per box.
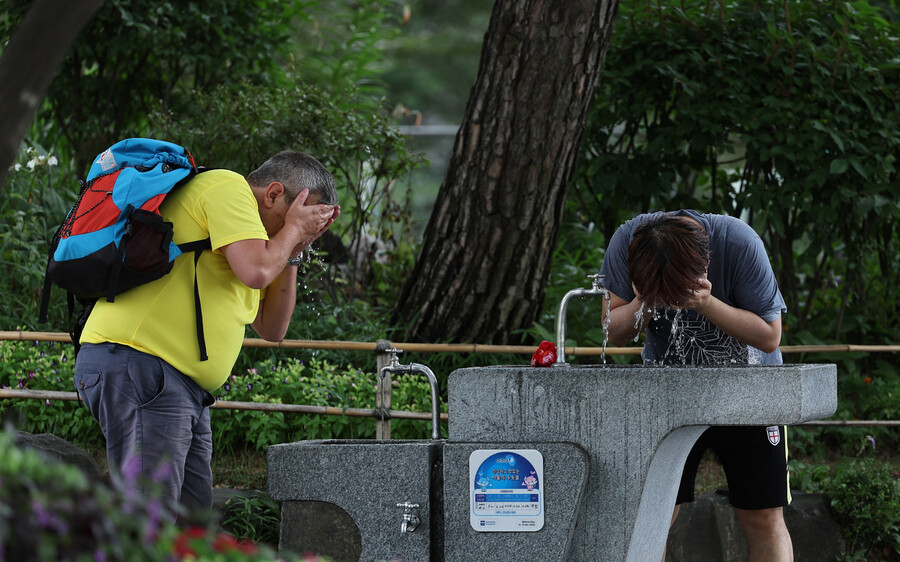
[214, 448, 269, 490]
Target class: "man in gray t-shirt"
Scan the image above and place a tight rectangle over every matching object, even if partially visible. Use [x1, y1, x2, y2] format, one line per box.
[600, 210, 792, 562]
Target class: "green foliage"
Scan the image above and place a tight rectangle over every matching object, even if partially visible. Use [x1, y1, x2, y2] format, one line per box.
[826, 457, 900, 557]
[579, 0, 900, 341]
[294, 0, 406, 93]
[791, 454, 900, 559]
[1, 0, 310, 175]
[220, 494, 282, 547]
[0, 144, 75, 329]
[380, 0, 493, 120]
[528, 222, 613, 358]
[0, 340, 102, 447]
[0, 338, 438, 455]
[0, 427, 170, 560]
[0, 426, 292, 560]
[563, 0, 900, 446]
[211, 356, 446, 453]
[149, 73, 424, 301]
[5, 0, 424, 338]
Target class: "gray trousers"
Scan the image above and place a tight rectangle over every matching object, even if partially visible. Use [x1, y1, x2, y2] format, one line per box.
[74, 342, 216, 519]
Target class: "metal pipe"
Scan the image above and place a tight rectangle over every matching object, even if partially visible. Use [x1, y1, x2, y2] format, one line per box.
[555, 274, 611, 366]
[379, 349, 442, 440]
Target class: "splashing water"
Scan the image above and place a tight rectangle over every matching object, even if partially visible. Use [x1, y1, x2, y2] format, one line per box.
[295, 246, 330, 332]
[601, 296, 611, 364]
[633, 301, 647, 343]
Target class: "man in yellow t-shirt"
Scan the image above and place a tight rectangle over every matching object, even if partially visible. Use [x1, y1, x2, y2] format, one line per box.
[73, 150, 339, 519]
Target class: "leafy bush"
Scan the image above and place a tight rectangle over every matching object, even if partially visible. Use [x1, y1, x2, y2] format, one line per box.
[220, 494, 282, 547]
[0, 340, 102, 447]
[0, 426, 289, 561]
[0, 145, 76, 330]
[0, 340, 445, 454]
[212, 356, 446, 453]
[823, 457, 900, 559]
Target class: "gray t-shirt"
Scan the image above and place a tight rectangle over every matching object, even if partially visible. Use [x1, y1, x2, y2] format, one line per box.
[599, 210, 786, 365]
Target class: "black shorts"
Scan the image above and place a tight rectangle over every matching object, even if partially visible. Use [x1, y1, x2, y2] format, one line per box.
[676, 425, 790, 510]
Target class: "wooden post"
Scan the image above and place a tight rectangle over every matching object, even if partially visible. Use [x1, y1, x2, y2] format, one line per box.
[375, 339, 392, 439]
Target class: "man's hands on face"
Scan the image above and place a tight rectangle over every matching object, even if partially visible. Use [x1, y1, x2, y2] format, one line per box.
[285, 188, 340, 249]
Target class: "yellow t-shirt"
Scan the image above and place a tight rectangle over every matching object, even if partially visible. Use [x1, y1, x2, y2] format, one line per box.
[81, 169, 269, 391]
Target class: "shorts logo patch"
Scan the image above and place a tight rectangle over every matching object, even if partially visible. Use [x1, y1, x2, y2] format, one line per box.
[766, 426, 781, 446]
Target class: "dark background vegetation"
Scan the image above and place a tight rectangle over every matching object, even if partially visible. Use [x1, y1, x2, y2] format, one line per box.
[1, 0, 899, 557]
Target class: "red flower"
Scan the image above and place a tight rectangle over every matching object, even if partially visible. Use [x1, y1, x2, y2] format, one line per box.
[173, 527, 206, 558]
[173, 527, 258, 559]
[212, 533, 258, 555]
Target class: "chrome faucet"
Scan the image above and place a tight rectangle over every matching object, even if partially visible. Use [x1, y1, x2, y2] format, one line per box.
[397, 502, 421, 533]
[379, 348, 441, 440]
[554, 273, 611, 366]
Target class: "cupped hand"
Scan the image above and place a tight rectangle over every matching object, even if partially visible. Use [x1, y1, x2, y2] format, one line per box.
[290, 202, 340, 255]
[681, 277, 713, 312]
[285, 189, 338, 241]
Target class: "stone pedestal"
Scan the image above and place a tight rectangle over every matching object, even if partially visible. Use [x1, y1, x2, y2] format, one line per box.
[268, 440, 442, 561]
[268, 363, 836, 561]
[447, 364, 837, 561]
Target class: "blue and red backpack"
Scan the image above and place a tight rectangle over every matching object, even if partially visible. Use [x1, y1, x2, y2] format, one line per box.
[40, 138, 211, 360]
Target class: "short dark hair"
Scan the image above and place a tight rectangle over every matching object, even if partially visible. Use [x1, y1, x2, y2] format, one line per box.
[627, 213, 709, 309]
[247, 151, 338, 205]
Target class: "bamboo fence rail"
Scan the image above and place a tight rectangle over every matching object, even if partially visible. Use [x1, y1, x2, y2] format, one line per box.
[0, 331, 897, 428]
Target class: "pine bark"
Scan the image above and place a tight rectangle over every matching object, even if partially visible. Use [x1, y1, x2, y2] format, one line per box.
[394, 0, 620, 344]
[0, 0, 105, 189]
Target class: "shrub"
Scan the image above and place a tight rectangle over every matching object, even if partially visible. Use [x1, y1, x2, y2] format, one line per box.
[212, 356, 446, 453]
[0, 144, 75, 330]
[823, 457, 900, 559]
[220, 494, 282, 547]
[0, 425, 308, 560]
[0, 339, 102, 448]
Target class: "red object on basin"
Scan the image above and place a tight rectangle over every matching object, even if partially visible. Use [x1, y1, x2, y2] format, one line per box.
[531, 340, 557, 367]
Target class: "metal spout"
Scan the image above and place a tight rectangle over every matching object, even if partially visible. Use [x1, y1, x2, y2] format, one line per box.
[397, 502, 421, 533]
[554, 273, 610, 366]
[379, 349, 441, 440]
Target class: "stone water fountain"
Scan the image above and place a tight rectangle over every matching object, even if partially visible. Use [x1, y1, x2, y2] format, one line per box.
[267, 276, 837, 561]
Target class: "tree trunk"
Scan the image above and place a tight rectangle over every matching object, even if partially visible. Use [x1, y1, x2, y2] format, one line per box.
[393, 0, 620, 344]
[0, 0, 105, 190]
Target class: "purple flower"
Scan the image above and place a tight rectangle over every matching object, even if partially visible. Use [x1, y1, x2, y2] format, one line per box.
[119, 455, 142, 508]
[144, 499, 163, 542]
[223, 384, 231, 392]
[151, 461, 171, 483]
[246, 384, 253, 391]
[31, 499, 68, 534]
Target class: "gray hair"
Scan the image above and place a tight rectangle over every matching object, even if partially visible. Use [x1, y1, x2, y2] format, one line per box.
[247, 151, 338, 205]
